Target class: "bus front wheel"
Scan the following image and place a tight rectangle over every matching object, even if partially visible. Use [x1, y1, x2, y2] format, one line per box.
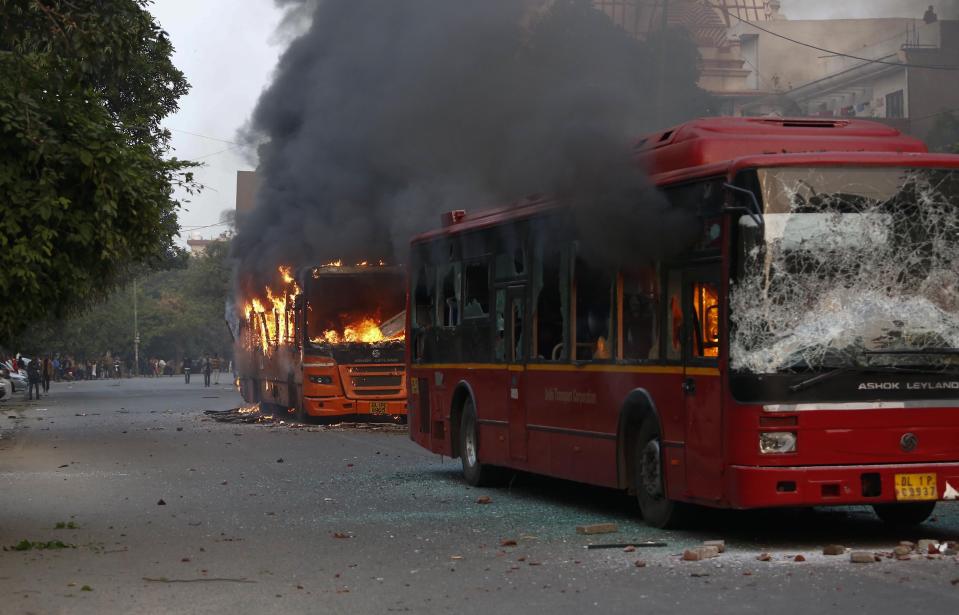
[459, 398, 499, 487]
[872, 502, 936, 527]
[634, 417, 687, 529]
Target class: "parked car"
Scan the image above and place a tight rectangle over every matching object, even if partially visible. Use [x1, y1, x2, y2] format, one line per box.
[0, 371, 11, 400]
[2, 360, 28, 392]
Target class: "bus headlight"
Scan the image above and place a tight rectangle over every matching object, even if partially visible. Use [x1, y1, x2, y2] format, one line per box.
[309, 375, 333, 385]
[759, 432, 797, 454]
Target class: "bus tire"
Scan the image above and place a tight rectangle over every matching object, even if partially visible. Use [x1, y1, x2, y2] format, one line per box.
[872, 502, 936, 527]
[459, 397, 499, 487]
[634, 416, 688, 529]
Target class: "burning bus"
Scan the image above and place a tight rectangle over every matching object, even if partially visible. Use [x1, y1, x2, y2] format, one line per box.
[237, 262, 408, 422]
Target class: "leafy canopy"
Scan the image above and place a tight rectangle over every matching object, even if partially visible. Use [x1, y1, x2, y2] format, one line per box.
[0, 0, 196, 341]
[23, 241, 234, 364]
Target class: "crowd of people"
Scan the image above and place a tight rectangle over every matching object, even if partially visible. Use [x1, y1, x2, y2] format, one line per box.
[1, 351, 233, 401]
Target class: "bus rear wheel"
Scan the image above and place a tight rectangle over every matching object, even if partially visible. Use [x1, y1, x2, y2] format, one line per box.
[872, 502, 936, 527]
[459, 398, 500, 487]
[634, 417, 687, 529]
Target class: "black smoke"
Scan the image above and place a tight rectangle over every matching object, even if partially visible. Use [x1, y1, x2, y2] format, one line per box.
[233, 0, 712, 296]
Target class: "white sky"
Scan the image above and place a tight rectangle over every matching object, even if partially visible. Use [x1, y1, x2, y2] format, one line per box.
[148, 0, 954, 243]
[149, 0, 285, 243]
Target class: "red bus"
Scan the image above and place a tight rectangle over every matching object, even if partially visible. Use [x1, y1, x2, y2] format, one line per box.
[406, 117, 959, 527]
[238, 263, 408, 421]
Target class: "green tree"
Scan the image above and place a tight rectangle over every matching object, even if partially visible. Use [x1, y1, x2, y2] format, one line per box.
[926, 111, 959, 153]
[0, 0, 197, 341]
[23, 241, 234, 367]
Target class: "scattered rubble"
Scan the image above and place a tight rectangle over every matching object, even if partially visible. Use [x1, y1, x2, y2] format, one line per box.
[476, 496, 492, 504]
[575, 523, 618, 535]
[850, 552, 879, 564]
[683, 546, 720, 561]
[823, 545, 845, 556]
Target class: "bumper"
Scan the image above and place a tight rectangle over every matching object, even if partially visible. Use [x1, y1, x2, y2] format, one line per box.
[726, 462, 959, 509]
[304, 396, 407, 419]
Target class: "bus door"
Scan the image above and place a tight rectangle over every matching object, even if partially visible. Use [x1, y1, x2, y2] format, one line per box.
[682, 265, 723, 501]
[506, 286, 528, 461]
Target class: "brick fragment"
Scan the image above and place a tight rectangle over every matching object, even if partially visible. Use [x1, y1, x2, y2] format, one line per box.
[634, 560, 647, 568]
[850, 551, 877, 563]
[476, 496, 492, 505]
[893, 546, 912, 559]
[757, 553, 772, 562]
[899, 541, 915, 550]
[917, 539, 939, 554]
[575, 523, 618, 535]
[794, 555, 806, 562]
[703, 540, 726, 553]
[823, 545, 845, 556]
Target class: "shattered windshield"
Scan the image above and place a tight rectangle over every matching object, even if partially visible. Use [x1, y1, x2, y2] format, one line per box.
[730, 167, 959, 374]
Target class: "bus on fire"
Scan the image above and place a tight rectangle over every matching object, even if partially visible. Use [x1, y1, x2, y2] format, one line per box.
[237, 262, 408, 422]
[406, 117, 959, 527]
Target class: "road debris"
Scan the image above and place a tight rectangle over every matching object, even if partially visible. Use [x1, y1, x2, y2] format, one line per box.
[585, 542, 667, 550]
[683, 546, 720, 561]
[143, 577, 256, 584]
[823, 545, 845, 556]
[476, 495, 492, 504]
[757, 553, 772, 562]
[576, 523, 618, 535]
[850, 551, 879, 563]
[703, 540, 726, 553]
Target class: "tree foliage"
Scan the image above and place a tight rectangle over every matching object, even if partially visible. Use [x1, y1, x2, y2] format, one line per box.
[22, 242, 234, 365]
[0, 0, 196, 341]
[926, 111, 959, 153]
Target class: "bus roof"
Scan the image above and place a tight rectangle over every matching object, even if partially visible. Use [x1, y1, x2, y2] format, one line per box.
[412, 117, 954, 245]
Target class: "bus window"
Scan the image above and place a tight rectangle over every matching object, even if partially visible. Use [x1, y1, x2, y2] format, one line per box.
[666, 271, 683, 361]
[494, 289, 506, 362]
[511, 295, 525, 362]
[532, 246, 570, 361]
[622, 266, 660, 361]
[413, 265, 435, 328]
[463, 262, 490, 319]
[691, 281, 720, 359]
[439, 262, 462, 327]
[574, 257, 613, 361]
[496, 247, 526, 279]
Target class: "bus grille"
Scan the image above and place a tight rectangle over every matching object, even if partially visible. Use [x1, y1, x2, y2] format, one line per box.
[342, 365, 405, 398]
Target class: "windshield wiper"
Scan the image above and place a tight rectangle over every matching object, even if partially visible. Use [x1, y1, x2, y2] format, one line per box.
[789, 364, 959, 393]
[863, 348, 959, 356]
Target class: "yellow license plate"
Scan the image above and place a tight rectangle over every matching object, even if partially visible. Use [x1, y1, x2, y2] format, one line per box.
[370, 401, 387, 415]
[894, 473, 938, 501]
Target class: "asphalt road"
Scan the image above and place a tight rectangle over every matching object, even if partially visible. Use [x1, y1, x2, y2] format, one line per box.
[1, 378, 958, 614]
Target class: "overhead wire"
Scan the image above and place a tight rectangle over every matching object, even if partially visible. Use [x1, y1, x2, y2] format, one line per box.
[720, 9, 959, 71]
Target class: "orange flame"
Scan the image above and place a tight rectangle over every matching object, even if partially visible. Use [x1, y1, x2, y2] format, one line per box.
[311, 316, 405, 345]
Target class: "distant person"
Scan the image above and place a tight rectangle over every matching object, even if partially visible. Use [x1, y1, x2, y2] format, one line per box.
[41, 356, 53, 393]
[26, 359, 41, 400]
[113, 358, 121, 379]
[183, 357, 191, 384]
[202, 356, 212, 387]
[158, 358, 167, 377]
[211, 353, 221, 385]
[52, 356, 61, 381]
[924, 5, 938, 23]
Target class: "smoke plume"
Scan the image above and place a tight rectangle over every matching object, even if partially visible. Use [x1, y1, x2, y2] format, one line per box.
[233, 0, 711, 295]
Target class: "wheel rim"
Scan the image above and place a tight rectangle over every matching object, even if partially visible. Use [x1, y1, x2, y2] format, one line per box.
[641, 439, 664, 500]
[464, 415, 477, 467]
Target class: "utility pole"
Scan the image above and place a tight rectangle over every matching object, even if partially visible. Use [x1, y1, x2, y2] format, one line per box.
[133, 278, 140, 377]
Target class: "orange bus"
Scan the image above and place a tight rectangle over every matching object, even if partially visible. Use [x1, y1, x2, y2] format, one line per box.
[238, 263, 408, 422]
[406, 117, 959, 527]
